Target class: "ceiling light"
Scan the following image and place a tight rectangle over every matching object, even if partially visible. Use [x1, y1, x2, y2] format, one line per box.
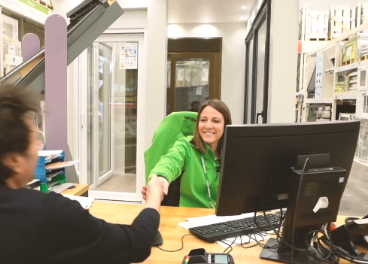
[170, 20, 175, 23]
[241, 6, 246, 9]
[239, 17, 245, 20]
[204, 20, 208, 23]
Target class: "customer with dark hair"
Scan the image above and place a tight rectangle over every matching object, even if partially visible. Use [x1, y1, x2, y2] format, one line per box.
[189, 100, 200, 112]
[0, 88, 165, 264]
[142, 99, 232, 208]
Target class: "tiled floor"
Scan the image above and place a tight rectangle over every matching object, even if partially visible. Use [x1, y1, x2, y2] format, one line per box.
[339, 161, 368, 217]
[94, 174, 136, 193]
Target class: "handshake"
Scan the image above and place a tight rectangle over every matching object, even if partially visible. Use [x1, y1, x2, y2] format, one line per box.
[141, 175, 170, 205]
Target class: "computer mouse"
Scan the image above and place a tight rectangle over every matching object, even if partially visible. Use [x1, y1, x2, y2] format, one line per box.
[152, 231, 163, 247]
[67, 185, 76, 189]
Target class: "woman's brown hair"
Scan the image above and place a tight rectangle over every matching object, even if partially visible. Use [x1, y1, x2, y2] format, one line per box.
[191, 99, 232, 155]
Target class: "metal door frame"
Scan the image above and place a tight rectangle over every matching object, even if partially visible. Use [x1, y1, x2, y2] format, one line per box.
[244, 0, 271, 124]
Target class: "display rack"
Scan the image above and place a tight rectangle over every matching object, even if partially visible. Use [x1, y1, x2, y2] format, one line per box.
[298, 21, 368, 166]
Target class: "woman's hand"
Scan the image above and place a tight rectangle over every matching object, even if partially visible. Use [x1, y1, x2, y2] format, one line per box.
[141, 175, 169, 201]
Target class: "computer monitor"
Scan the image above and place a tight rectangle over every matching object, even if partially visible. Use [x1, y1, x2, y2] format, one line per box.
[216, 121, 360, 264]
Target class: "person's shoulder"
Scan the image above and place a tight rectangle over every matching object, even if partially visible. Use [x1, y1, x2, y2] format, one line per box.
[15, 188, 49, 203]
[175, 135, 193, 145]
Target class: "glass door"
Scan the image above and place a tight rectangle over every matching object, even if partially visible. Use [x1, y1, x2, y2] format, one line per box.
[167, 52, 221, 114]
[87, 43, 113, 187]
[82, 34, 145, 201]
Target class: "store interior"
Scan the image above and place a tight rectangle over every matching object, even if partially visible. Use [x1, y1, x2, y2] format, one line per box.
[1, 0, 367, 215]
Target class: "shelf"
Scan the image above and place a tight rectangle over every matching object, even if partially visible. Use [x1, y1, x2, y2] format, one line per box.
[305, 98, 333, 104]
[334, 90, 357, 100]
[335, 63, 359, 73]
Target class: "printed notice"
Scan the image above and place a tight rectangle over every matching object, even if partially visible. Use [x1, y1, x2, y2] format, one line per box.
[315, 52, 324, 99]
[120, 42, 138, 69]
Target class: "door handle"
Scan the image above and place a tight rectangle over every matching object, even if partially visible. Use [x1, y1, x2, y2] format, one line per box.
[256, 111, 263, 124]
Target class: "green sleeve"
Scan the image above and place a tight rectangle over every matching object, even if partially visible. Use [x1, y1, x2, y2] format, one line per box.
[149, 138, 190, 183]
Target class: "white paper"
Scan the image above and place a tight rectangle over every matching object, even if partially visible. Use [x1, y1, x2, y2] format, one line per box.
[120, 42, 138, 70]
[177, 69, 184, 81]
[196, 86, 202, 95]
[354, 219, 368, 225]
[178, 222, 191, 230]
[315, 52, 324, 99]
[186, 213, 254, 228]
[202, 68, 209, 82]
[45, 160, 79, 170]
[184, 69, 191, 82]
[61, 194, 94, 210]
[38, 150, 63, 157]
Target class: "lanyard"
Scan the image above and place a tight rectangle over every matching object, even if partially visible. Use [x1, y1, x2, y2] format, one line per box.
[200, 155, 214, 208]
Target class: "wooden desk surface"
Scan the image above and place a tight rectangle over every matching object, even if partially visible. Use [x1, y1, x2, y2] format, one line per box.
[89, 202, 365, 264]
[61, 183, 89, 196]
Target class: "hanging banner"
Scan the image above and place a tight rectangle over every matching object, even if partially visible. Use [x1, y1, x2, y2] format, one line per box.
[120, 42, 138, 69]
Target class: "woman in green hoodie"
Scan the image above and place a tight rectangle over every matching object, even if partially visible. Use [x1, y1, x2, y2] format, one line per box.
[142, 99, 232, 208]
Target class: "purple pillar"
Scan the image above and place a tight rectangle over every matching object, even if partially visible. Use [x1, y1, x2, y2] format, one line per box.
[21, 33, 40, 61]
[45, 14, 78, 183]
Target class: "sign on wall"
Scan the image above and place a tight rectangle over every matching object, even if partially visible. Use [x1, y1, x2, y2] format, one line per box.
[120, 42, 138, 70]
[315, 52, 324, 99]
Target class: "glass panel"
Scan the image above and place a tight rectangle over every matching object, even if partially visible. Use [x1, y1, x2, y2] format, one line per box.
[166, 55, 171, 115]
[87, 47, 94, 185]
[247, 39, 254, 123]
[174, 58, 210, 112]
[86, 43, 113, 185]
[98, 44, 112, 177]
[255, 19, 267, 124]
[87, 41, 139, 193]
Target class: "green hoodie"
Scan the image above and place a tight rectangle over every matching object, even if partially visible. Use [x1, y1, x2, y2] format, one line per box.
[149, 136, 220, 208]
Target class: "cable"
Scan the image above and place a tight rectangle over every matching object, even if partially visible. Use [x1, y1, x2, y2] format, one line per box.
[291, 157, 310, 264]
[304, 229, 332, 261]
[221, 236, 237, 254]
[157, 234, 192, 252]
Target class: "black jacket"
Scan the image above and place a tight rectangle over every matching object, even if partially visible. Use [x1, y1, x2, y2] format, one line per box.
[0, 185, 160, 264]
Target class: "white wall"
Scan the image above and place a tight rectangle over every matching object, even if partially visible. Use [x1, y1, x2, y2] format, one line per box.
[108, 10, 147, 30]
[53, 0, 168, 182]
[267, 0, 299, 123]
[145, 0, 168, 148]
[168, 23, 247, 124]
[300, 0, 360, 10]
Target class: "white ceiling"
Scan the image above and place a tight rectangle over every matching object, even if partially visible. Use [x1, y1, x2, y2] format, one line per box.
[168, 0, 258, 24]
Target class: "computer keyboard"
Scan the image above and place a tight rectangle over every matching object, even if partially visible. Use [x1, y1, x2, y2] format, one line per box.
[189, 214, 281, 243]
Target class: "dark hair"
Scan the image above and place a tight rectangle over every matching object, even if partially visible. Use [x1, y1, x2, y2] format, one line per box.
[191, 99, 232, 155]
[191, 101, 200, 107]
[0, 88, 40, 184]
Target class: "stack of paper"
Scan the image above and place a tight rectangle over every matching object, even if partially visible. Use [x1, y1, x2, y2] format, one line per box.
[38, 150, 63, 161]
[178, 213, 270, 248]
[61, 194, 94, 209]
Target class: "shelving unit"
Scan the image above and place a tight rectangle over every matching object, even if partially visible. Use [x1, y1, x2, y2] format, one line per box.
[299, 20, 368, 166]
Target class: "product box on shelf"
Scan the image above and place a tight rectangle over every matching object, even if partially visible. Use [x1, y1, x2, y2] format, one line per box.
[342, 38, 358, 65]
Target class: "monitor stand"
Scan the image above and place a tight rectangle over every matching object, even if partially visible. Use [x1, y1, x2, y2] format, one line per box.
[260, 234, 325, 264]
[260, 154, 333, 264]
